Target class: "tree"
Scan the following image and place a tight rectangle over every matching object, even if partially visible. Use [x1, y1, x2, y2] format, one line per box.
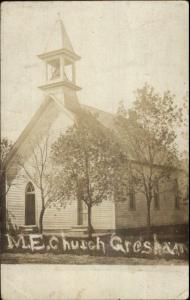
[182, 93, 188, 137]
[1, 138, 13, 165]
[51, 109, 120, 238]
[116, 84, 184, 235]
[0, 137, 13, 194]
[18, 134, 63, 233]
[0, 137, 13, 234]
[176, 93, 189, 207]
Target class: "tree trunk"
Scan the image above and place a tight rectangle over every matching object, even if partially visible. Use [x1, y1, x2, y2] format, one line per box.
[87, 205, 93, 239]
[0, 169, 6, 235]
[147, 200, 151, 239]
[39, 207, 45, 234]
[0, 169, 6, 254]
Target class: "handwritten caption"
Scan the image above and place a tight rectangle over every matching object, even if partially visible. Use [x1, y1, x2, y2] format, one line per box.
[4, 233, 188, 258]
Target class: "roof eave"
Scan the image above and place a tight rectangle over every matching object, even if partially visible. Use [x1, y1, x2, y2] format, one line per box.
[38, 80, 82, 91]
[38, 48, 81, 61]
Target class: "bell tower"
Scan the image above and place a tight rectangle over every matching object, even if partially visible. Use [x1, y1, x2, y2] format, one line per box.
[38, 16, 81, 111]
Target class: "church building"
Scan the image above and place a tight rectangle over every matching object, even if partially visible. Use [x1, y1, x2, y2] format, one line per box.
[5, 18, 188, 235]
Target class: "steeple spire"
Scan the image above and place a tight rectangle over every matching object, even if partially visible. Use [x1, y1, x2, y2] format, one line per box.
[44, 14, 75, 54]
[38, 16, 81, 112]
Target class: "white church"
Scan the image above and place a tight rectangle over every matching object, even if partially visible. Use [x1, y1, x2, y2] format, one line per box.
[4, 18, 188, 234]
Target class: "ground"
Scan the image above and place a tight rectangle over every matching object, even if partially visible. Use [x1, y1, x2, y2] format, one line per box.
[1, 252, 188, 264]
[1, 226, 188, 264]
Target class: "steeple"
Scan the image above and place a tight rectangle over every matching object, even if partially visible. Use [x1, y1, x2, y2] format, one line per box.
[38, 16, 81, 112]
[44, 15, 74, 54]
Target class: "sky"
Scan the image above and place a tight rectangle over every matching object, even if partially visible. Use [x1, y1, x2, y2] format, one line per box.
[1, 1, 188, 149]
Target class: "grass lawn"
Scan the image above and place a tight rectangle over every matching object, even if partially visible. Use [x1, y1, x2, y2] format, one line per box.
[1, 252, 188, 264]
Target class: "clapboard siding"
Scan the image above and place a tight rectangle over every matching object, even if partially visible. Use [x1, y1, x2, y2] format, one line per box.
[43, 201, 77, 229]
[7, 166, 41, 228]
[115, 180, 188, 229]
[7, 170, 28, 227]
[92, 199, 115, 229]
[6, 100, 76, 230]
[6, 98, 188, 232]
[43, 199, 115, 230]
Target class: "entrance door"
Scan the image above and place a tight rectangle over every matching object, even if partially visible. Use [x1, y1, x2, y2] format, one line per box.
[25, 182, 36, 225]
[77, 198, 87, 225]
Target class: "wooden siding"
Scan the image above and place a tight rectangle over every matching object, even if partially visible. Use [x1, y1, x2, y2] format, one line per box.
[7, 169, 30, 227]
[92, 199, 115, 230]
[43, 201, 77, 230]
[6, 100, 116, 231]
[6, 100, 75, 229]
[6, 98, 188, 232]
[7, 166, 41, 228]
[115, 178, 188, 229]
[7, 174, 116, 230]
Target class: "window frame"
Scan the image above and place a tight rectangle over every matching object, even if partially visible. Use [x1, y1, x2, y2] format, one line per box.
[129, 187, 136, 211]
[153, 182, 160, 210]
[25, 182, 36, 226]
[174, 178, 180, 210]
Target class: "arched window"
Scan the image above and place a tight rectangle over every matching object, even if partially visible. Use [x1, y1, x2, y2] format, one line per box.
[26, 182, 35, 193]
[25, 182, 36, 225]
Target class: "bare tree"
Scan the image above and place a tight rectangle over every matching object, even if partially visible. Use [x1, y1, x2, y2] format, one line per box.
[18, 133, 63, 233]
[0, 137, 13, 235]
[0, 138, 13, 194]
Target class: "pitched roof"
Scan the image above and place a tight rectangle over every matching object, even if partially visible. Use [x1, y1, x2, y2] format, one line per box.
[5, 90, 125, 166]
[5, 95, 183, 173]
[4, 95, 75, 169]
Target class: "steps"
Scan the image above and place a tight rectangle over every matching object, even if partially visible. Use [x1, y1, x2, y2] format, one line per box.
[71, 225, 88, 231]
[69, 225, 88, 237]
[19, 225, 38, 233]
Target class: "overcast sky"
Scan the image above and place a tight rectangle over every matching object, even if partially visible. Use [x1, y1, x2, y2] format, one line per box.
[1, 1, 188, 148]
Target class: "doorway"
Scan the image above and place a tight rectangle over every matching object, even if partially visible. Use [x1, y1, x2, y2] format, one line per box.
[25, 182, 36, 225]
[77, 198, 87, 225]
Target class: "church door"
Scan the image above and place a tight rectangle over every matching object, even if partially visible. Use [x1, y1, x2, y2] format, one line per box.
[77, 198, 87, 226]
[25, 182, 36, 225]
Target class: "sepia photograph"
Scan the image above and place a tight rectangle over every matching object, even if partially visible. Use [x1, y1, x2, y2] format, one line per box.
[0, 1, 189, 299]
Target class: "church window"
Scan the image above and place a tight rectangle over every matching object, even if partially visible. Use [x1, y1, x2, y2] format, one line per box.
[129, 187, 136, 210]
[174, 179, 180, 210]
[153, 181, 160, 210]
[26, 182, 35, 193]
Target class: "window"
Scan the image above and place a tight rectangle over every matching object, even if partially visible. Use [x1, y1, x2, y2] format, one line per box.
[129, 188, 136, 210]
[174, 179, 180, 210]
[26, 182, 35, 193]
[154, 182, 160, 210]
[47, 59, 60, 81]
